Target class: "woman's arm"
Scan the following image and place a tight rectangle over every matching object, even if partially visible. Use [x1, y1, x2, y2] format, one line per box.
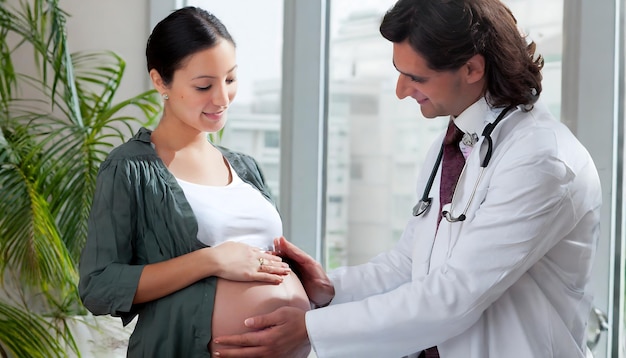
[134, 241, 290, 304]
[79, 157, 290, 317]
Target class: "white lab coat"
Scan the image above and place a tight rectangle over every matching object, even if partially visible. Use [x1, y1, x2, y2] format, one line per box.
[305, 98, 602, 358]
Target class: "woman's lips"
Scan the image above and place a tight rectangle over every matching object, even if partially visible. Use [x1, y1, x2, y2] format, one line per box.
[203, 111, 224, 120]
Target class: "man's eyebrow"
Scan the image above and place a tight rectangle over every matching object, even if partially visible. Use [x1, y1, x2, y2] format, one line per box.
[392, 60, 427, 82]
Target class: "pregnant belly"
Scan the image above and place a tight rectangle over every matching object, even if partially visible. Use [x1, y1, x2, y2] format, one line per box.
[210, 272, 311, 354]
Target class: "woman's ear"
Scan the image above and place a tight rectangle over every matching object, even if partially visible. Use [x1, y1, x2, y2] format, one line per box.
[149, 69, 167, 94]
[464, 54, 485, 85]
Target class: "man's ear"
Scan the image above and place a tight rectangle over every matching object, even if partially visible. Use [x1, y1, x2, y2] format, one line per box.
[464, 54, 485, 85]
[149, 69, 167, 94]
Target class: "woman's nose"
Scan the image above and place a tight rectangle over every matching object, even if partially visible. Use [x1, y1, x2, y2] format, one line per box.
[212, 83, 230, 107]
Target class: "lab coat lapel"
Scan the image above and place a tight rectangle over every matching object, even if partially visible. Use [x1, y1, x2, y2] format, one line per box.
[410, 160, 442, 278]
[410, 108, 511, 276]
[429, 134, 487, 270]
[411, 210, 440, 277]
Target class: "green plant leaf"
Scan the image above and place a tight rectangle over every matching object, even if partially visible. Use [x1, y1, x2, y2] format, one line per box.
[0, 301, 70, 358]
[0, 0, 162, 355]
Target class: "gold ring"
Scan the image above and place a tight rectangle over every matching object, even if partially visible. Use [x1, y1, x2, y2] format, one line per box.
[258, 257, 265, 267]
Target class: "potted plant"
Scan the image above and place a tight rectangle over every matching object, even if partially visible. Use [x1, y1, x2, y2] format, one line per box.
[0, 0, 160, 356]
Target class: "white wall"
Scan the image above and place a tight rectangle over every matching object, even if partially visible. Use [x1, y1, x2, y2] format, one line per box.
[3, 0, 151, 107]
[63, 0, 152, 101]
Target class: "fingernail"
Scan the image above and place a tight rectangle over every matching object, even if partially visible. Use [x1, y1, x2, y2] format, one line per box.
[213, 352, 220, 356]
[244, 318, 253, 327]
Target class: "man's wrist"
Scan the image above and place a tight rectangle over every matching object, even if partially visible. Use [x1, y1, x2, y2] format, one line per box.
[312, 294, 333, 308]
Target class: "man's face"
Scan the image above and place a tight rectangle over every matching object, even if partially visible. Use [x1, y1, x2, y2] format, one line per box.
[392, 40, 474, 119]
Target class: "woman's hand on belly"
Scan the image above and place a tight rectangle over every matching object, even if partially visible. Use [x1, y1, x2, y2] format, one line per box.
[206, 241, 291, 284]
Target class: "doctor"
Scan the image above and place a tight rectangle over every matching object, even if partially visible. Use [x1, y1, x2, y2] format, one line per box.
[213, 0, 602, 357]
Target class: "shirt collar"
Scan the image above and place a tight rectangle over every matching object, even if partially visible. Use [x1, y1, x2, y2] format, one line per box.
[134, 127, 153, 143]
[451, 96, 494, 136]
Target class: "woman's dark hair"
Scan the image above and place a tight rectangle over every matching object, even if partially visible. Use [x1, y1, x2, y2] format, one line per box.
[380, 0, 543, 108]
[146, 6, 235, 85]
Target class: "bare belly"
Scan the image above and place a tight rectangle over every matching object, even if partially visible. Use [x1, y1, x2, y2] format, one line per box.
[210, 272, 311, 356]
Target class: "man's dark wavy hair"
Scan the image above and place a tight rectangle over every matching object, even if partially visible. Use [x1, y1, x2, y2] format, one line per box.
[380, 0, 544, 108]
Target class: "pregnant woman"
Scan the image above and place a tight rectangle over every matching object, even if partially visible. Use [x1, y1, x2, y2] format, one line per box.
[78, 7, 310, 357]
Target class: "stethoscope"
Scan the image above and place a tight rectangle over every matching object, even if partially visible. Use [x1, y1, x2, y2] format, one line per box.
[412, 105, 517, 222]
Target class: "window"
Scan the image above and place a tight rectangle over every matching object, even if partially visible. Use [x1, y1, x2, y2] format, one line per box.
[264, 130, 280, 149]
[349, 162, 363, 180]
[323, 1, 568, 267]
[326, 0, 448, 268]
[184, 0, 284, 197]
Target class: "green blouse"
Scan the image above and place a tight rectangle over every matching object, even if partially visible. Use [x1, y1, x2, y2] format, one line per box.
[78, 127, 274, 357]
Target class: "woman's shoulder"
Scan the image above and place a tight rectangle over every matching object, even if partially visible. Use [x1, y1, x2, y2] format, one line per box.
[105, 128, 158, 162]
[98, 128, 160, 175]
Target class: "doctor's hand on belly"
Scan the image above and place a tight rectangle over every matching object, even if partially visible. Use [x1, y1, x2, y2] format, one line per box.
[213, 305, 310, 358]
[211, 237, 331, 358]
[273, 236, 335, 307]
[210, 239, 312, 358]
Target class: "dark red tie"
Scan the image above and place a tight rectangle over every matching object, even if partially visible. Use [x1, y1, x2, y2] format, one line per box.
[425, 120, 465, 358]
[422, 346, 441, 358]
[438, 120, 466, 224]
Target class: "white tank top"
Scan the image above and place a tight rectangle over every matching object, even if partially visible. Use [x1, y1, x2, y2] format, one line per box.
[175, 162, 282, 251]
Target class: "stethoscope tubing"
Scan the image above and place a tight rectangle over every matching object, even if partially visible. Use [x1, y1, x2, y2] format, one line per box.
[413, 145, 444, 216]
[413, 104, 517, 220]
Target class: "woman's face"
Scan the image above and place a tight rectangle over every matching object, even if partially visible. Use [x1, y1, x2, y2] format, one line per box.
[156, 40, 238, 134]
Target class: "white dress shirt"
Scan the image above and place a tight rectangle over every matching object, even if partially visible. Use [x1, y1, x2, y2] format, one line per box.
[305, 97, 602, 358]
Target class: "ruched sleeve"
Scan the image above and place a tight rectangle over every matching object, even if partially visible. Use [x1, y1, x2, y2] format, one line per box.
[78, 158, 144, 326]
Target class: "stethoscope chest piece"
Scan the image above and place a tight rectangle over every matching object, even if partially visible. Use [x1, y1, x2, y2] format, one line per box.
[412, 198, 432, 216]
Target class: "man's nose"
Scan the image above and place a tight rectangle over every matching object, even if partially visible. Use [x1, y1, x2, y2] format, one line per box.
[395, 75, 411, 99]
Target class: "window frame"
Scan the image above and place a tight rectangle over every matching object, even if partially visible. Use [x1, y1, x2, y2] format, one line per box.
[562, 1, 625, 356]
